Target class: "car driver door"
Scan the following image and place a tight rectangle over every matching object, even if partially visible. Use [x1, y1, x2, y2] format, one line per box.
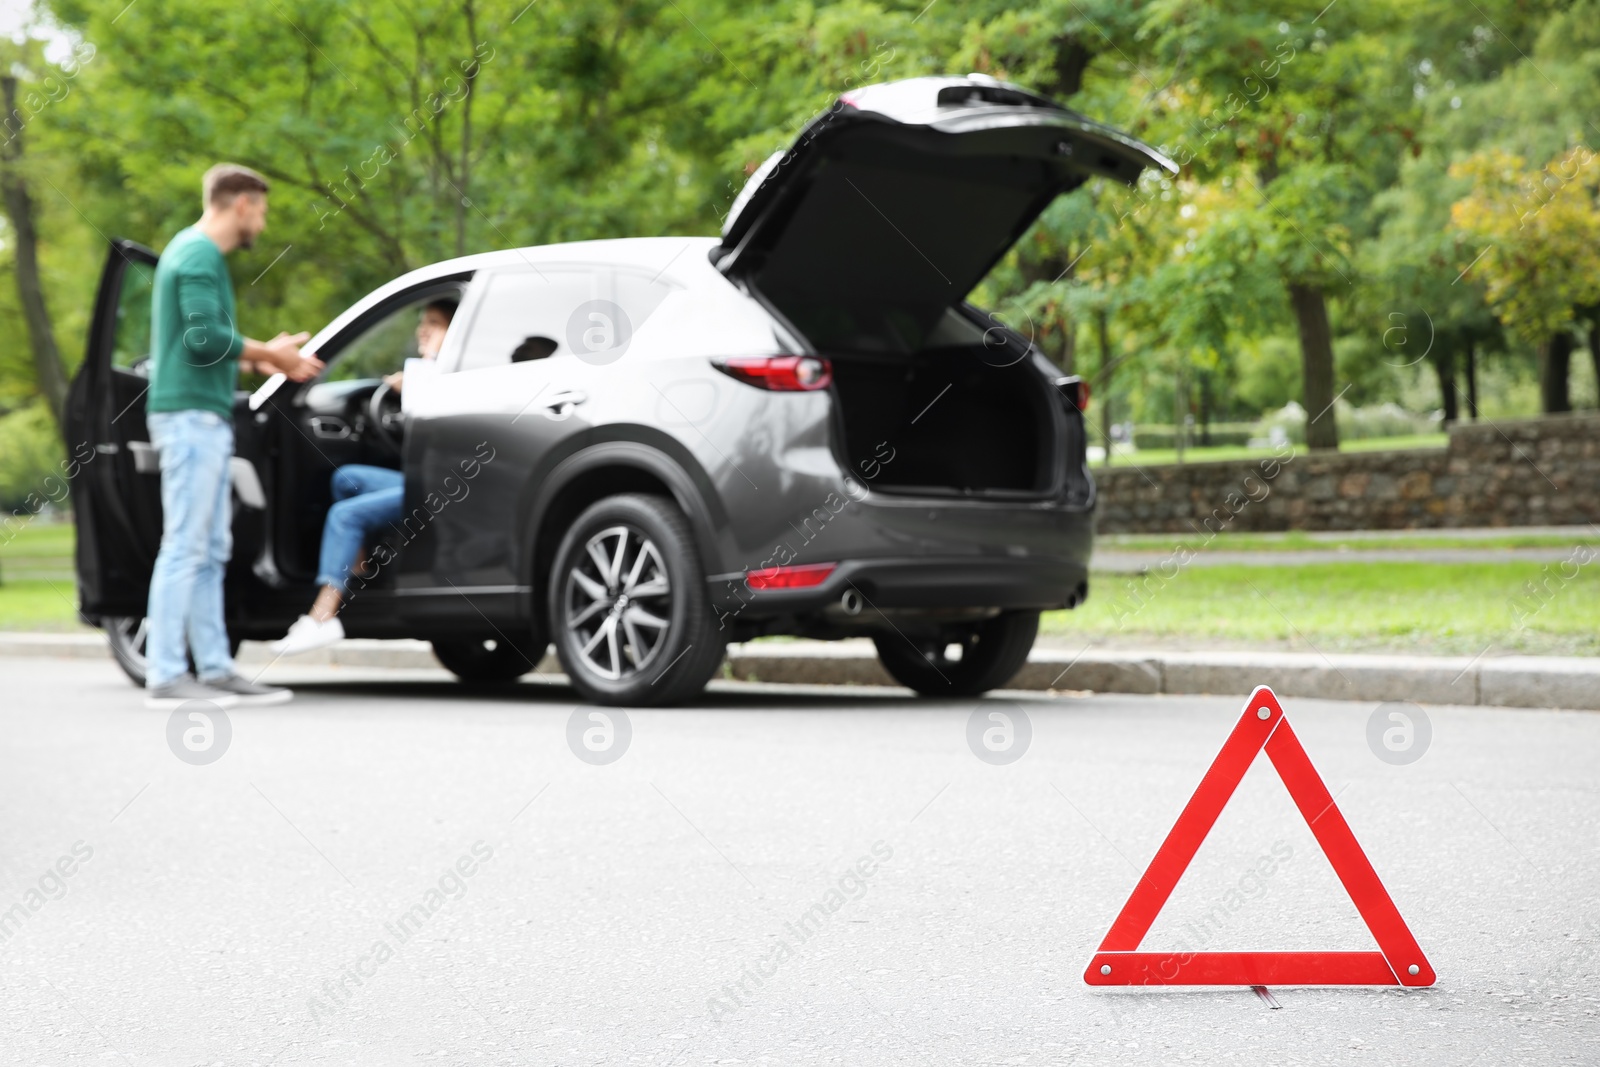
[66, 238, 279, 621]
[65, 239, 167, 618]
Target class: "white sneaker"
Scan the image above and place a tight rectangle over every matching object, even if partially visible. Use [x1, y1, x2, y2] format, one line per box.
[270, 614, 345, 656]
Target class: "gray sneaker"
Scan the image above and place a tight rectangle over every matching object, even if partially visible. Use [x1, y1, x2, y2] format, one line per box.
[145, 675, 240, 710]
[201, 673, 294, 707]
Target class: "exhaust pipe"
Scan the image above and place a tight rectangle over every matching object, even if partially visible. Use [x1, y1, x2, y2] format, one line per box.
[840, 589, 863, 616]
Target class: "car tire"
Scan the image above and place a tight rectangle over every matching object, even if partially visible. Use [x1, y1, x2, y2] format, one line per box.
[873, 610, 1040, 697]
[548, 493, 725, 707]
[431, 634, 547, 687]
[104, 615, 243, 689]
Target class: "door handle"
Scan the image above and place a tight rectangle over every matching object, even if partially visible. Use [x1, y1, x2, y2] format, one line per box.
[540, 389, 588, 420]
[310, 415, 352, 439]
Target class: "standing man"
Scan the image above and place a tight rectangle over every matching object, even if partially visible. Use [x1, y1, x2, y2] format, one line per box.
[143, 164, 324, 709]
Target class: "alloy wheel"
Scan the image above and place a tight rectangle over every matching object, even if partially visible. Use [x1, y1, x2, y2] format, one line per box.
[107, 615, 151, 684]
[562, 524, 672, 681]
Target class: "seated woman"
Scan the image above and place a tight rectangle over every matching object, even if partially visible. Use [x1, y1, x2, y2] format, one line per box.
[271, 297, 455, 655]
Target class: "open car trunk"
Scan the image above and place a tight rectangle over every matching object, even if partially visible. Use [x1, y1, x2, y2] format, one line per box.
[714, 76, 1172, 500]
[830, 328, 1058, 497]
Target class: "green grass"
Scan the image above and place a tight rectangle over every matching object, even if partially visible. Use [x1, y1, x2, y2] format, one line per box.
[7, 522, 1597, 657]
[0, 581, 88, 630]
[1103, 433, 1448, 468]
[1099, 530, 1600, 553]
[1, 521, 74, 559]
[0, 521, 88, 631]
[1043, 561, 1600, 657]
[1339, 433, 1451, 454]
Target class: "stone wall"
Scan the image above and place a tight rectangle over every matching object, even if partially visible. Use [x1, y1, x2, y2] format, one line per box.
[1094, 412, 1600, 533]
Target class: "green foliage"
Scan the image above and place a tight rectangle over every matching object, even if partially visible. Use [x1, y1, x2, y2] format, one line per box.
[1451, 147, 1600, 343]
[1233, 335, 1303, 415]
[0, 400, 67, 515]
[0, 0, 1594, 458]
[42, 0, 726, 339]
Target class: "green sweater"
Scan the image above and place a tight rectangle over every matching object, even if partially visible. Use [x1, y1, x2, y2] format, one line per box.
[146, 227, 246, 419]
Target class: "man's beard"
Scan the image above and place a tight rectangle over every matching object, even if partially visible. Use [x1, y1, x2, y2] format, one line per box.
[238, 230, 257, 251]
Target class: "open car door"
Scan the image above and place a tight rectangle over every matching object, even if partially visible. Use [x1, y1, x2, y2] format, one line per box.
[64, 239, 164, 619]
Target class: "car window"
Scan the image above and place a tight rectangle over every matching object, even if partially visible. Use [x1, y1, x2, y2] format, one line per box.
[112, 258, 156, 371]
[322, 292, 461, 383]
[456, 267, 678, 371]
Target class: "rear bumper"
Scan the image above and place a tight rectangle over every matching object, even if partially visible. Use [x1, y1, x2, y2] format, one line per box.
[708, 555, 1090, 618]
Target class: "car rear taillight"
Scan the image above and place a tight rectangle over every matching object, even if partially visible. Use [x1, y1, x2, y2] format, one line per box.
[1055, 375, 1090, 411]
[745, 562, 836, 589]
[716, 356, 833, 391]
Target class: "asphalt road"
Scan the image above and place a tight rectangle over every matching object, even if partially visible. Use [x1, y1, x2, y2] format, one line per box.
[2, 656, 1596, 1066]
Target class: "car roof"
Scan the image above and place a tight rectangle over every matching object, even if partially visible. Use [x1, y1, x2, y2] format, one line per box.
[381, 236, 722, 291]
[306, 236, 724, 353]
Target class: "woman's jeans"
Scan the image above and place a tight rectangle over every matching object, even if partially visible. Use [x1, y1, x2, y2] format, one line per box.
[317, 464, 404, 594]
[145, 410, 236, 689]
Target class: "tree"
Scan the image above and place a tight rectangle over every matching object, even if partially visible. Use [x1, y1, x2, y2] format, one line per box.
[1365, 145, 1502, 424]
[46, 0, 723, 336]
[1133, 1, 1428, 449]
[1450, 146, 1600, 412]
[1139, 180, 1284, 438]
[1, 0, 1592, 472]
[955, 2, 1194, 449]
[0, 38, 91, 428]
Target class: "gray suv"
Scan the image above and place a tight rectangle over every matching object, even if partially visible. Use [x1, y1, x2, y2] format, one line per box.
[66, 75, 1172, 706]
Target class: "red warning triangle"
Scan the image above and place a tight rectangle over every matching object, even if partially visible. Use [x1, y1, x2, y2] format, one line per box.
[1084, 686, 1434, 987]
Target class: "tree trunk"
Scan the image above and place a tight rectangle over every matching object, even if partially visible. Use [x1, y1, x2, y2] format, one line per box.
[455, 0, 480, 258]
[1198, 369, 1213, 445]
[0, 74, 69, 429]
[1174, 363, 1186, 464]
[1097, 308, 1112, 467]
[1540, 332, 1572, 414]
[1048, 36, 1093, 98]
[1587, 321, 1600, 409]
[1434, 346, 1458, 424]
[1101, 394, 1113, 468]
[1288, 282, 1339, 450]
[1464, 338, 1478, 420]
[1059, 308, 1076, 375]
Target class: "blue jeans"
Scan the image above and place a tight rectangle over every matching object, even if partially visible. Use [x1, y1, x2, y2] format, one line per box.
[145, 410, 235, 688]
[317, 464, 404, 594]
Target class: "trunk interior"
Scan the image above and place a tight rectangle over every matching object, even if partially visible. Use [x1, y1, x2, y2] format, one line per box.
[830, 340, 1057, 497]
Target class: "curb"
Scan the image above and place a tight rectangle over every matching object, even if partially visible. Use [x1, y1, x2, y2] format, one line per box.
[3, 632, 1597, 711]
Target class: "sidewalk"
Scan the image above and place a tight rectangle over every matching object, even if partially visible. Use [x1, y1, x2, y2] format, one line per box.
[5, 631, 1597, 711]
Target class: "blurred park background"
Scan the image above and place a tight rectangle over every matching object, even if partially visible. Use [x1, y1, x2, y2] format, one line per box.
[0, 0, 1595, 652]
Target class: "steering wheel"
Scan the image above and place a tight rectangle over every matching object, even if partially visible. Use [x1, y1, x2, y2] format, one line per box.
[366, 381, 405, 457]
